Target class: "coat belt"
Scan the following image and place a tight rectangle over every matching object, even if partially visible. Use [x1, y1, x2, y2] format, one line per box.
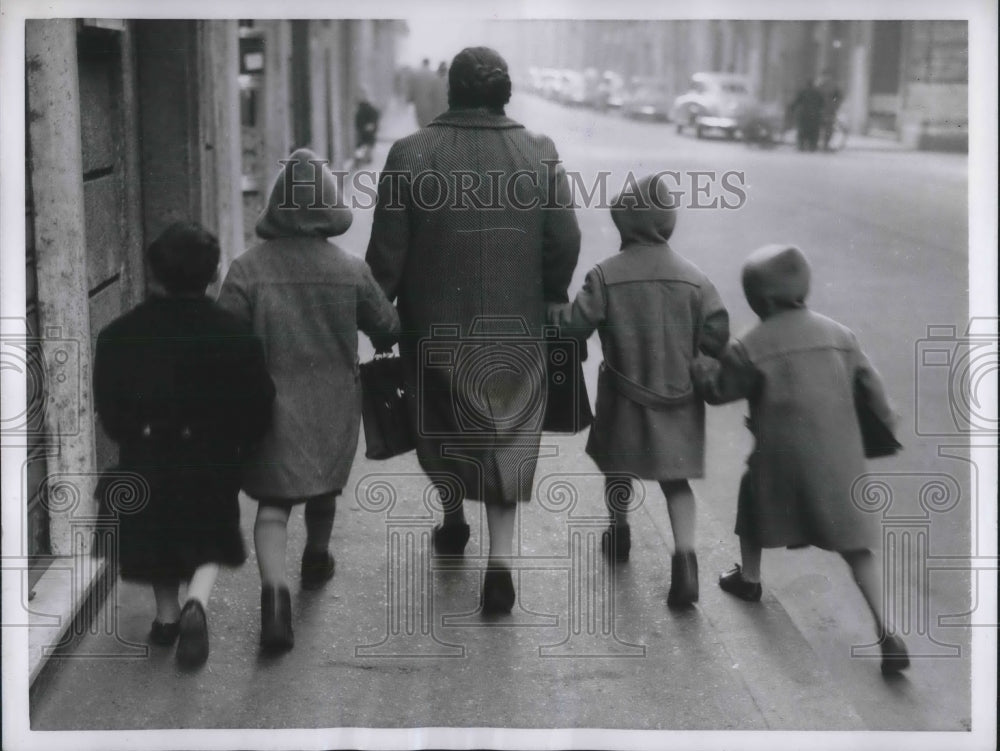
[599, 361, 695, 410]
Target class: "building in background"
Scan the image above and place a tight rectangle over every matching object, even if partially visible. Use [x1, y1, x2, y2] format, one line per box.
[21, 18, 402, 680]
[489, 19, 968, 151]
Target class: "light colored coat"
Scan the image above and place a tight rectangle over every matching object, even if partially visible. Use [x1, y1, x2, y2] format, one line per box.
[218, 150, 399, 500]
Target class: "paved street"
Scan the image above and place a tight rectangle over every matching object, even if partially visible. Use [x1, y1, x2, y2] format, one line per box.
[31, 95, 975, 735]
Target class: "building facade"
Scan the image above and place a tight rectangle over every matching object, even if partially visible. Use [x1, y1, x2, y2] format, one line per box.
[21, 19, 402, 675]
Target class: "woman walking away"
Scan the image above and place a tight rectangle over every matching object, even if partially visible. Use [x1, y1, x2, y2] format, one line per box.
[94, 222, 275, 669]
[549, 174, 729, 607]
[218, 149, 399, 653]
[692, 244, 909, 675]
[366, 47, 581, 614]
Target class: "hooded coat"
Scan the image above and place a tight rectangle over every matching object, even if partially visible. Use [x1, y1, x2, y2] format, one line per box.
[550, 176, 730, 479]
[218, 150, 400, 500]
[693, 245, 894, 550]
[365, 108, 581, 504]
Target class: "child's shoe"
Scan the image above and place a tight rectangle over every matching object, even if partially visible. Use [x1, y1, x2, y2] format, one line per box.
[718, 564, 763, 602]
[300, 549, 335, 590]
[175, 600, 209, 668]
[260, 584, 294, 653]
[149, 619, 180, 646]
[432, 522, 470, 556]
[667, 551, 699, 607]
[601, 524, 631, 563]
[879, 633, 910, 675]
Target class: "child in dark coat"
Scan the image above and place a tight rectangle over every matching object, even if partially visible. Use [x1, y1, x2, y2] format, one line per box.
[692, 244, 909, 674]
[550, 174, 730, 607]
[94, 223, 275, 669]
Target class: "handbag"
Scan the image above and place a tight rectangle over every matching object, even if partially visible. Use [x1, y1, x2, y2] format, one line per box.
[854, 380, 902, 458]
[360, 354, 415, 460]
[542, 337, 593, 434]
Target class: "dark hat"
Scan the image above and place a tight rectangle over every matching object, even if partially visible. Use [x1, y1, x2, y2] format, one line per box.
[741, 244, 811, 316]
[610, 173, 678, 248]
[256, 148, 352, 240]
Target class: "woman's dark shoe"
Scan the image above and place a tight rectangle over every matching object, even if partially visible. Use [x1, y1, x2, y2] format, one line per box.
[260, 584, 294, 653]
[879, 633, 910, 675]
[149, 619, 180, 646]
[601, 524, 631, 563]
[481, 567, 515, 615]
[432, 522, 470, 556]
[175, 600, 209, 668]
[300, 549, 335, 590]
[667, 551, 699, 607]
[718, 564, 763, 602]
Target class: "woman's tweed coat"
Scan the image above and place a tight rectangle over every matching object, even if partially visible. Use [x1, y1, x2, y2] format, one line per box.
[365, 107, 581, 504]
[218, 150, 400, 501]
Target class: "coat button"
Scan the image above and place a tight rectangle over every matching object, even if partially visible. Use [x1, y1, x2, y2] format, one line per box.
[141, 424, 152, 438]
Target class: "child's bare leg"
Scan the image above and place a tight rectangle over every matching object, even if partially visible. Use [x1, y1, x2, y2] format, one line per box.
[661, 479, 695, 553]
[153, 581, 181, 623]
[304, 493, 337, 555]
[739, 537, 762, 582]
[841, 548, 885, 634]
[186, 563, 219, 606]
[255, 503, 291, 587]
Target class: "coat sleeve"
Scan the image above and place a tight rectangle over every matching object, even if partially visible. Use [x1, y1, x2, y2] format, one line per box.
[93, 327, 127, 444]
[357, 261, 401, 351]
[216, 257, 253, 325]
[852, 335, 897, 432]
[691, 339, 758, 405]
[540, 140, 582, 304]
[365, 142, 411, 302]
[697, 279, 730, 358]
[547, 267, 606, 342]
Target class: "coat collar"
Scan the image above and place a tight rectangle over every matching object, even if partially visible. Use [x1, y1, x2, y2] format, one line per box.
[428, 107, 524, 130]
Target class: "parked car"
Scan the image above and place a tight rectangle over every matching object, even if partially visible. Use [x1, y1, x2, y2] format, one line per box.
[622, 77, 673, 121]
[557, 70, 588, 106]
[672, 72, 756, 138]
[601, 71, 626, 110]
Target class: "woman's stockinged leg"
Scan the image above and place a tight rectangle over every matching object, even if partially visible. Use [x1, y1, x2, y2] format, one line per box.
[661, 479, 696, 554]
[186, 563, 219, 606]
[255, 503, 291, 587]
[841, 548, 886, 635]
[304, 493, 337, 555]
[153, 581, 181, 623]
[485, 503, 516, 563]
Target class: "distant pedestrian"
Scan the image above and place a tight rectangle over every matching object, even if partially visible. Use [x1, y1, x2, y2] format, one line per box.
[218, 149, 399, 653]
[409, 57, 444, 128]
[692, 244, 909, 675]
[354, 87, 380, 166]
[549, 174, 729, 607]
[789, 79, 825, 151]
[817, 70, 843, 151]
[94, 222, 275, 669]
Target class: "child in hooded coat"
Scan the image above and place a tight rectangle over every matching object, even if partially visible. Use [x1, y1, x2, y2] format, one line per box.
[692, 243, 909, 674]
[217, 149, 399, 653]
[549, 173, 730, 608]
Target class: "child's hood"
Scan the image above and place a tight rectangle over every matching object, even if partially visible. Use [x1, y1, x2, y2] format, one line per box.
[610, 174, 677, 248]
[256, 148, 353, 240]
[741, 244, 811, 317]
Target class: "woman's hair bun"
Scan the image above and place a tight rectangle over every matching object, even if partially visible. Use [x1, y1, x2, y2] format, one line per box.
[448, 47, 512, 111]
